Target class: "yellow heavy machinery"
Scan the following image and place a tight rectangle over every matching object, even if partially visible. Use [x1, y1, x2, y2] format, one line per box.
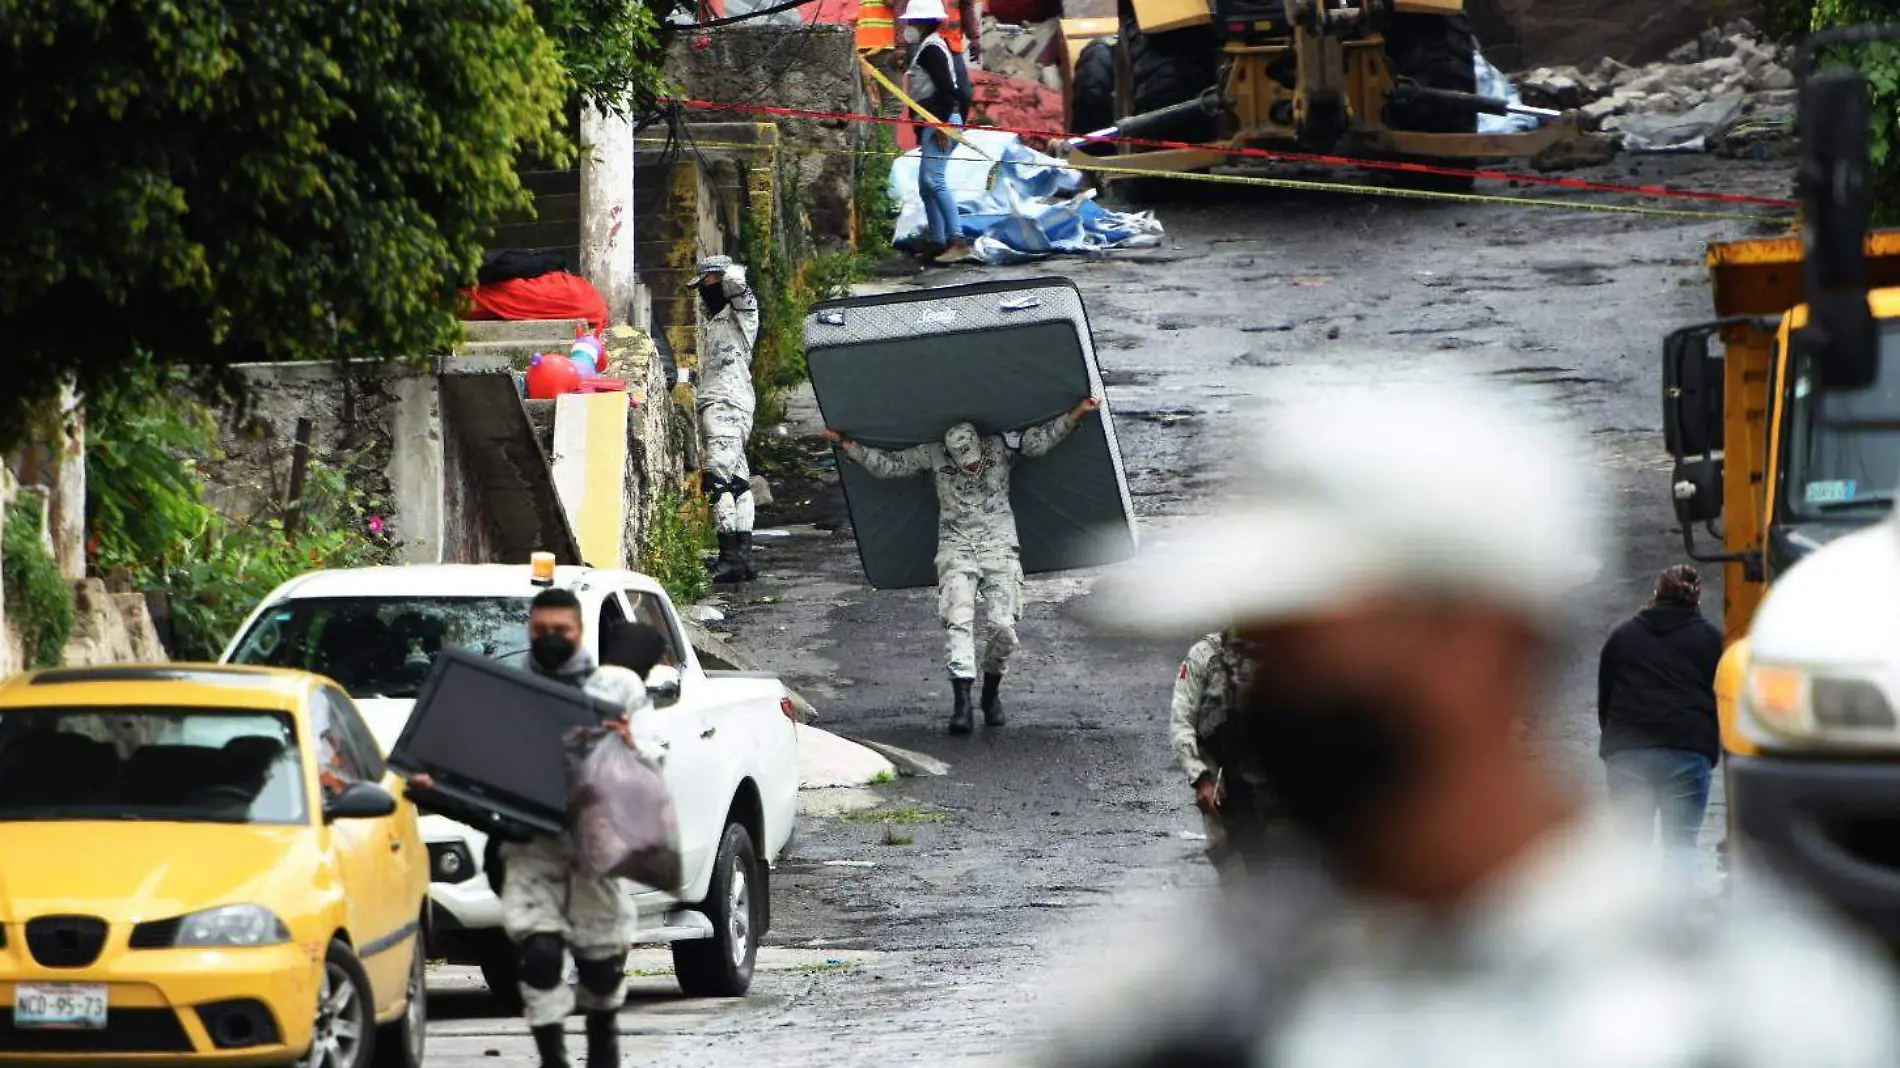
[1659, 24, 1900, 941]
[1050, 0, 1610, 183]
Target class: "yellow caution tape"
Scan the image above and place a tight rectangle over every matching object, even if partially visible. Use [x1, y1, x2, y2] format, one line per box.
[641, 135, 1790, 223]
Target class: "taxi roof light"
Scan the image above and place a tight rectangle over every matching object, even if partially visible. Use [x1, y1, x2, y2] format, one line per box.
[530, 551, 556, 587]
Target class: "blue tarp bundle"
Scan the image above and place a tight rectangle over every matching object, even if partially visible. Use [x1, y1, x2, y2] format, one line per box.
[890, 129, 1163, 265]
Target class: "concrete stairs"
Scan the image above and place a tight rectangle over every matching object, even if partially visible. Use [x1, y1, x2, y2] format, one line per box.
[456, 318, 590, 371]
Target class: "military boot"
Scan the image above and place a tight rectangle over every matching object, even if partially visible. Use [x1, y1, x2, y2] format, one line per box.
[980, 672, 1005, 726]
[710, 533, 749, 584]
[949, 679, 975, 735]
[586, 1011, 619, 1068]
[532, 1023, 569, 1068]
[738, 531, 760, 581]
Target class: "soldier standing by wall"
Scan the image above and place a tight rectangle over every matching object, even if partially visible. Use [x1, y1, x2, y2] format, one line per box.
[689, 255, 763, 583]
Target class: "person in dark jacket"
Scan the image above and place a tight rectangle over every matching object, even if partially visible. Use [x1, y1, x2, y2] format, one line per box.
[1597, 564, 1724, 867]
[903, 0, 975, 264]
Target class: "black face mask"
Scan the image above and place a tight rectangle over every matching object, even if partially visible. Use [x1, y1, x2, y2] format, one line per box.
[698, 282, 730, 319]
[1237, 675, 1424, 869]
[529, 633, 576, 674]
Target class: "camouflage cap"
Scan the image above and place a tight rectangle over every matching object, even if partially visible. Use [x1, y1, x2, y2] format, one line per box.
[684, 255, 736, 289]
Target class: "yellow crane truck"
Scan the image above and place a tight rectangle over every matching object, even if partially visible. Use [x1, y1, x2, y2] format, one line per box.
[1049, 0, 1610, 183]
[1659, 23, 1900, 940]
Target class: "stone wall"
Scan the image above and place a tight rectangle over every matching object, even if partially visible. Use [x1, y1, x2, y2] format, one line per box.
[665, 25, 862, 251]
[205, 362, 406, 539]
[1469, 0, 1758, 69]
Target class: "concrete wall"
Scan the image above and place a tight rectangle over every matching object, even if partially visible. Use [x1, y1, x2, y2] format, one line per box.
[206, 362, 405, 541]
[665, 25, 862, 251]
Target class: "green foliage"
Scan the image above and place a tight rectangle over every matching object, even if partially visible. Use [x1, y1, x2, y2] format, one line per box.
[532, 0, 674, 112]
[640, 489, 714, 607]
[154, 455, 398, 661]
[855, 123, 902, 261]
[82, 376, 396, 660]
[2, 498, 75, 669]
[1812, 1, 1900, 224]
[0, 0, 574, 451]
[85, 371, 218, 580]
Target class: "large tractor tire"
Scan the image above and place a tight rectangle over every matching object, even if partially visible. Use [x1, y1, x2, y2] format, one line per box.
[1072, 40, 1117, 149]
[1382, 13, 1478, 133]
[1120, 1, 1219, 145]
[1380, 12, 1479, 191]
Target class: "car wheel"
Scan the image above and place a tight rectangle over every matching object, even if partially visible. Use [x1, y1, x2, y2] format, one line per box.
[672, 821, 761, 997]
[371, 937, 426, 1068]
[301, 939, 375, 1068]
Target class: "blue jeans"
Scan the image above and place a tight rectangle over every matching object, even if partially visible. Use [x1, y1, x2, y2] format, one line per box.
[1604, 747, 1712, 861]
[918, 119, 961, 246]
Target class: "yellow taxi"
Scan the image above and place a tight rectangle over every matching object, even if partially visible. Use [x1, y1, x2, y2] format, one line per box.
[0, 665, 430, 1067]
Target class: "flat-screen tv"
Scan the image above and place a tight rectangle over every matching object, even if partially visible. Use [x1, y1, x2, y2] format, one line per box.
[388, 647, 620, 838]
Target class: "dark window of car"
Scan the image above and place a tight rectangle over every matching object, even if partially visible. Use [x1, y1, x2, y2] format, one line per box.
[229, 596, 532, 698]
[0, 707, 306, 824]
[321, 686, 387, 783]
[598, 593, 628, 640]
[622, 590, 683, 668]
[308, 690, 368, 802]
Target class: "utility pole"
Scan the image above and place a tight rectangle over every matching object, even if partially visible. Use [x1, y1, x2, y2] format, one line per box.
[580, 100, 642, 328]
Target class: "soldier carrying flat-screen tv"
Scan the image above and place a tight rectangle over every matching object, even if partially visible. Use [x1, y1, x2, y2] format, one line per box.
[822, 395, 1102, 735]
[406, 587, 648, 1068]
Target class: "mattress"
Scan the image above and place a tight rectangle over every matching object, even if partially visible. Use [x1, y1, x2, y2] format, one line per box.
[805, 277, 1137, 590]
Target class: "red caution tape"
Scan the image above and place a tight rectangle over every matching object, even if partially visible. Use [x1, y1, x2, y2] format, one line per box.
[676, 97, 1799, 210]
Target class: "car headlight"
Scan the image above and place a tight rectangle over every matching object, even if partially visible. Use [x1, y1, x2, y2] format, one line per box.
[428, 841, 475, 884]
[1746, 665, 1898, 738]
[174, 905, 291, 948]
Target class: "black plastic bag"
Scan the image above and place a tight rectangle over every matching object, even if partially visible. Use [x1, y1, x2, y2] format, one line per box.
[563, 726, 682, 890]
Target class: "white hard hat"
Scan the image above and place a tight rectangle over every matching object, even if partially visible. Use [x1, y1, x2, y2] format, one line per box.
[1092, 370, 1608, 635]
[901, 0, 948, 21]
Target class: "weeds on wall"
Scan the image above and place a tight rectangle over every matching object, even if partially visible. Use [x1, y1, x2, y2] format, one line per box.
[640, 487, 714, 607]
[738, 129, 899, 433]
[2, 496, 75, 668]
[85, 380, 397, 661]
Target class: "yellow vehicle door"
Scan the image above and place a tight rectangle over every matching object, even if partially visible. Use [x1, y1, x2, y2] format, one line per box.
[311, 684, 421, 1017]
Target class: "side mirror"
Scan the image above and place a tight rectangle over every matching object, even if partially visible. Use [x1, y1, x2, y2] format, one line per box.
[1662, 326, 1724, 457]
[324, 781, 398, 823]
[1798, 70, 1878, 390]
[649, 677, 682, 706]
[1672, 457, 1724, 527]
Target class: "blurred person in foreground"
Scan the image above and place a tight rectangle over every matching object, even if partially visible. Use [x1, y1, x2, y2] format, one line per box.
[1040, 375, 1900, 1068]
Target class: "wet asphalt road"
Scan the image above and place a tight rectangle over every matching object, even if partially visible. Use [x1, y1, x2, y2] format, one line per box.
[425, 154, 1793, 1065]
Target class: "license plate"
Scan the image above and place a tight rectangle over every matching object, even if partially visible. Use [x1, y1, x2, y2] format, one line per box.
[13, 984, 107, 1030]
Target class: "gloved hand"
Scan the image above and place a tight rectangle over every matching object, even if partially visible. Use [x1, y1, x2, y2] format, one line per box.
[949, 112, 964, 127]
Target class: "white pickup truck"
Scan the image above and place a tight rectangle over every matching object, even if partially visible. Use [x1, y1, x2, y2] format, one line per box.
[218, 562, 799, 1001]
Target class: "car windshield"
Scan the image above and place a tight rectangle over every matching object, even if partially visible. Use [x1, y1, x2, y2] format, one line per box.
[0, 708, 305, 824]
[228, 596, 529, 698]
[1785, 323, 1900, 520]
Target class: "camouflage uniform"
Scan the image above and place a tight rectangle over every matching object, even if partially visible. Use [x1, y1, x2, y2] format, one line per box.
[1169, 633, 1282, 875]
[693, 261, 761, 536]
[500, 650, 652, 1029]
[843, 412, 1081, 679]
[1033, 813, 1900, 1068]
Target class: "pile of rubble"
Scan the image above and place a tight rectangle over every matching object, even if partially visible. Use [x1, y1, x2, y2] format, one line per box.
[977, 16, 1063, 90]
[1517, 19, 1797, 154]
